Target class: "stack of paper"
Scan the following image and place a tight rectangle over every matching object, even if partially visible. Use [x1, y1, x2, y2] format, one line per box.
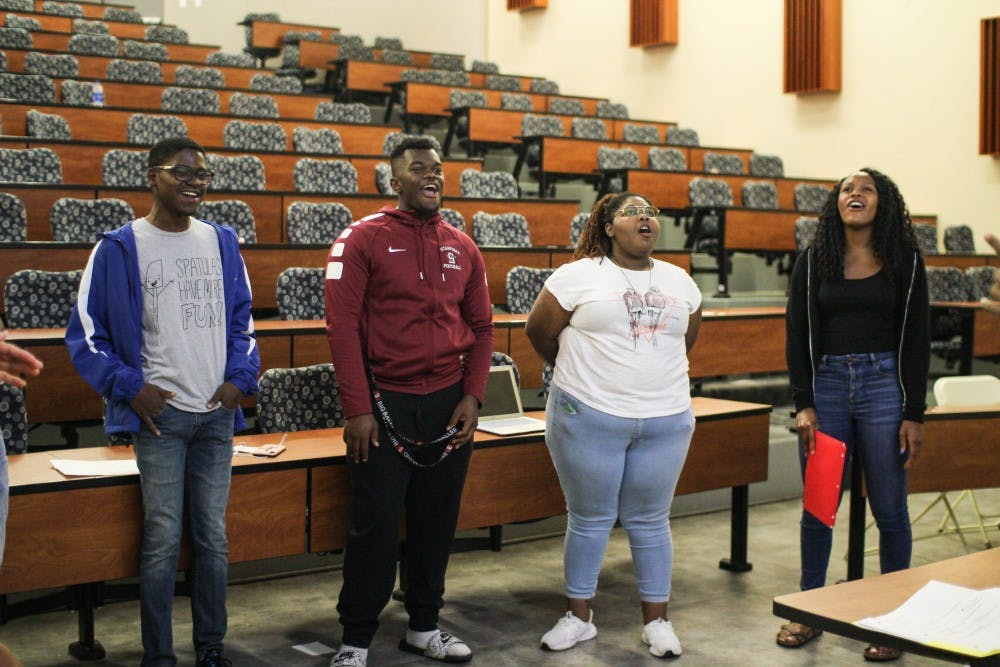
[855, 580, 1000, 657]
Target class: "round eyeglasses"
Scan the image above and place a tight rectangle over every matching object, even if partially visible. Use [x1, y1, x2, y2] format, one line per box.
[153, 165, 215, 184]
[615, 205, 659, 218]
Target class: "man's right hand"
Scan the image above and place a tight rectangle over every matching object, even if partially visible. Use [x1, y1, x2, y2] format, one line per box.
[343, 413, 379, 463]
[130, 383, 175, 436]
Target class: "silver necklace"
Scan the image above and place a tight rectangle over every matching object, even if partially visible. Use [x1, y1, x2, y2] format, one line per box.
[611, 256, 653, 293]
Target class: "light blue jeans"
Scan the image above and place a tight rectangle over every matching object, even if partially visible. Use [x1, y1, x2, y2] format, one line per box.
[546, 385, 694, 602]
[135, 404, 234, 666]
[800, 352, 910, 590]
[0, 436, 7, 569]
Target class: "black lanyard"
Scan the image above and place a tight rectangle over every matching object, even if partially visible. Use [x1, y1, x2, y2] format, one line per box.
[368, 367, 459, 468]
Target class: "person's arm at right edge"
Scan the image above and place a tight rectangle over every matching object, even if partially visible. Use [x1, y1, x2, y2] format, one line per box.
[324, 228, 378, 462]
[982, 234, 1000, 316]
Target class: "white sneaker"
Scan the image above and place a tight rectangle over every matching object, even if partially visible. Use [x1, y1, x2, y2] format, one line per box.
[330, 647, 366, 667]
[540, 610, 597, 651]
[642, 618, 682, 658]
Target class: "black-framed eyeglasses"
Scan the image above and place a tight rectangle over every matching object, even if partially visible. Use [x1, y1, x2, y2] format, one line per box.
[615, 205, 659, 218]
[152, 165, 215, 184]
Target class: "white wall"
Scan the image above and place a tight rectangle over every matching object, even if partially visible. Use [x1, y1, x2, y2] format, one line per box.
[486, 0, 1000, 245]
[157, 1, 1000, 244]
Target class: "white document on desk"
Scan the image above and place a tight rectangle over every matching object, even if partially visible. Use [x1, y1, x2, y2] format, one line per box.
[855, 580, 1000, 657]
[50, 458, 140, 478]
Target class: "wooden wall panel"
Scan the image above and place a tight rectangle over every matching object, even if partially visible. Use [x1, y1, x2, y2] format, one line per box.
[981, 17, 1000, 154]
[630, 0, 678, 47]
[784, 0, 841, 94]
[507, 0, 547, 10]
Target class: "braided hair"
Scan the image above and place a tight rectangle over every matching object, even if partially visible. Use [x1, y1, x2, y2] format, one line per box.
[574, 191, 651, 260]
[813, 168, 919, 282]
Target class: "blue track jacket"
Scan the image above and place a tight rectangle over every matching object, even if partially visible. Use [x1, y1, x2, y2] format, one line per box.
[65, 220, 260, 436]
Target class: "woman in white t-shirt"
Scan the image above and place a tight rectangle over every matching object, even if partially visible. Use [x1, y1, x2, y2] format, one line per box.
[525, 192, 702, 659]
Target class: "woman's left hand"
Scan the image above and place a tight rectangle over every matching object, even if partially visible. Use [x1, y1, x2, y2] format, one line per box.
[898, 420, 924, 469]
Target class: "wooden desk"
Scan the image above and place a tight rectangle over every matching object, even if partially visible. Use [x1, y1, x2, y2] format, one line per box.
[328, 59, 543, 98]
[843, 405, 1000, 581]
[295, 41, 466, 72]
[30, 0, 132, 19]
[774, 547, 1000, 666]
[246, 20, 339, 50]
[924, 254, 1000, 270]
[29, 29, 218, 62]
[2, 47, 263, 89]
[622, 169, 835, 211]
[2, 397, 771, 656]
[0, 137, 480, 198]
[2, 9, 150, 39]
[930, 302, 1000, 374]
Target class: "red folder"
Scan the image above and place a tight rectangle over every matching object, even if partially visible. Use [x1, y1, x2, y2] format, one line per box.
[803, 431, 847, 528]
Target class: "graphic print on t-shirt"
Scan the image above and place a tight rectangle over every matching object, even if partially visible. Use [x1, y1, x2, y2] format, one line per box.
[621, 283, 681, 348]
[142, 259, 173, 332]
[142, 256, 224, 333]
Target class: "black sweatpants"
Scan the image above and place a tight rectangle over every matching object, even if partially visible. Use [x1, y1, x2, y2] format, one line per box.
[337, 381, 472, 648]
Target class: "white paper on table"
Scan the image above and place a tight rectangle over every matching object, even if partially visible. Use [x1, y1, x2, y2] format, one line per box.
[291, 641, 335, 656]
[855, 580, 1000, 657]
[50, 458, 140, 478]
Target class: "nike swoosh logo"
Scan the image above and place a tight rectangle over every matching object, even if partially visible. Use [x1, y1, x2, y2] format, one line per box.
[388, 247, 407, 253]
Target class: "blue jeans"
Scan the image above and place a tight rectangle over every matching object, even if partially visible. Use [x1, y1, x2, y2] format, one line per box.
[546, 386, 694, 602]
[135, 405, 234, 666]
[0, 438, 7, 569]
[800, 352, 910, 591]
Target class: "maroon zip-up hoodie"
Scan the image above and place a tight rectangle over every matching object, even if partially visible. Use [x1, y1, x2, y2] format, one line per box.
[324, 205, 494, 418]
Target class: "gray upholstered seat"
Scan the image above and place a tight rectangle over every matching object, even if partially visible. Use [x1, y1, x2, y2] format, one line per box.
[337, 42, 374, 61]
[912, 222, 938, 255]
[106, 58, 162, 84]
[256, 363, 344, 433]
[741, 181, 778, 209]
[501, 93, 533, 111]
[122, 39, 167, 61]
[197, 199, 256, 244]
[25, 109, 71, 140]
[145, 24, 188, 44]
[665, 126, 699, 146]
[429, 53, 464, 71]
[505, 266, 554, 313]
[622, 123, 660, 144]
[315, 101, 371, 123]
[292, 158, 357, 194]
[60, 78, 93, 106]
[749, 153, 784, 178]
[374, 161, 393, 195]
[459, 169, 518, 199]
[794, 183, 832, 213]
[595, 101, 629, 119]
[471, 59, 499, 74]
[0, 26, 31, 49]
[439, 207, 465, 232]
[127, 113, 187, 145]
[285, 201, 353, 244]
[571, 118, 608, 140]
[73, 18, 109, 34]
[5, 14, 41, 31]
[206, 51, 255, 68]
[687, 177, 733, 253]
[548, 97, 583, 116]
[966, 266, 997, 300]
[0, 382, 27, 454]
[0, 0, 32, 12]
[648, 147, 687, 172]
[329, 33, 364, 46]
[597, 146, 640, 170]
[24, 52, 78, 78]
[250, 73, 303, 94]
[229, 92, 278, 118]
[703, 152, 745, 175]
[292, 127, 342, 154]
[530, 79, 559, 95]
[0, 192, 27, 242]
[943, 225, 975, 253]
[223, 120, 287, 152]
[569, 212, 589, 246]
[67, 33, 119, 56]
[41, 1, 83, 17]
[206, 154, 266, 191]
[161, 86, 221, 114]
[0, 147, 62, 183]
[104, 6, 143, 23]
[175, 64, 224, 88]
[449, 89, 487, 109]
[275, 267, 326, 319]
[380, 49, 413, 65]
[794, 217, 819, 250]
[472, 211, 531, 247]
[3, 268, 82, 328]
[101, 148, 146, 188]
[0, 72, 54, 103]
[485, 74, 522, 91]
[374, 36, 403, 50]
[50, 197, 134, 242]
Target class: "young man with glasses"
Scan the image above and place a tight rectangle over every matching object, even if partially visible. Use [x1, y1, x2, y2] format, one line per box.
[66, 136, 259, 667]
[324, 137, 493, 667]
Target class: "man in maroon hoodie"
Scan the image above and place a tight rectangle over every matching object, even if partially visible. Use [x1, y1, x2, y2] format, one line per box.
[325, 137, 494, 667]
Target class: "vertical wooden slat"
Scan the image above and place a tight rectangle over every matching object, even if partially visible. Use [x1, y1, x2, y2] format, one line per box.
[981, 17, 1000, 154]
[629, 0, 678, 47]
[784, 0, 841, 94]
[507, 0, 547, 11]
